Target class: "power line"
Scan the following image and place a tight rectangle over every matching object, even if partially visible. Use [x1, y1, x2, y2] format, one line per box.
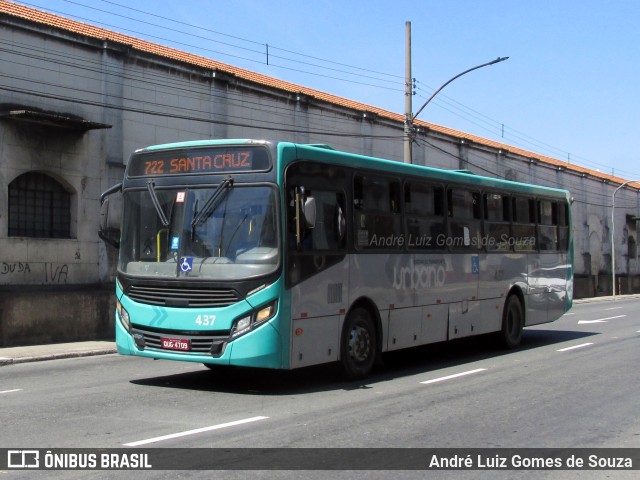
[20, 0, 631, 181]
[7, 1, 639, 202]
[414, 136, 640, 210]
[18, 0, 404, 92]
[414, 82, 640, 180]
[98, 0, 404, 81]
[1, 35, 631, 207]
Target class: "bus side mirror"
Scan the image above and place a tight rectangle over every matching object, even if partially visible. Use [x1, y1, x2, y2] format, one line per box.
[336, 204, 346, 242]
[99, 183, 122, 249]
[294, 186, 315, 249]
[303, 196, 316, 229]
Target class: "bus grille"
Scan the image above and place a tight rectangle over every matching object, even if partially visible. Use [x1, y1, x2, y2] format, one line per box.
[130, 325, 230, 355]
[126, 285, 241, 308]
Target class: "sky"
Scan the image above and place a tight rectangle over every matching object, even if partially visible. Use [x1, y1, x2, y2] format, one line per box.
[15, 0, 640, 180]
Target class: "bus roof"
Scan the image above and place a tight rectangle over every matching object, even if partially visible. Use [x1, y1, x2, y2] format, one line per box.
[134, 138, 271, 153]
[131, 139, 570, 200]
[286, 142, 571, 201]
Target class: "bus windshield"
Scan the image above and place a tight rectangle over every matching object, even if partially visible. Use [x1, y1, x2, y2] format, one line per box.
[119, 184, 279, 280]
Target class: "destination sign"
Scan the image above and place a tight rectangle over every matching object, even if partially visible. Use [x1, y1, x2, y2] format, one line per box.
[127, 146, 271, 177]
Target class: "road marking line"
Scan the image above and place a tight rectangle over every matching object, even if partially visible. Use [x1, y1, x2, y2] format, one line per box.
[0, 389, 22, 394]
[557, 343, 593, 352]
[578, 315, 625, 324]
[123, 416, 269, 447]
[604, 307, 624, 311]
[420, 368, 487, 385]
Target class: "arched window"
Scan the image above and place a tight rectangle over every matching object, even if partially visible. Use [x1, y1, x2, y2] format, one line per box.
[8, 172, 71, 238]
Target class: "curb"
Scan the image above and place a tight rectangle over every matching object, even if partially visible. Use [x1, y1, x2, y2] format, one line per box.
[0, 348, 117, 367]
[573, 294, 640, 304]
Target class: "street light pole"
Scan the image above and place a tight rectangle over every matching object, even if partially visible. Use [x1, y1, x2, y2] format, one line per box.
[611, 180, 640, 299]
[404, 56, 509, 164]
[404, 21, 413, 164]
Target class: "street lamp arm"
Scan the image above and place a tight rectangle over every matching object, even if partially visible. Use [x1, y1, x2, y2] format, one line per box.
[412, 56, 509, 122]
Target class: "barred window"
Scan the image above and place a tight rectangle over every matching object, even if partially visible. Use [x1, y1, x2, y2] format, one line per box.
[8, 172, 71, 238]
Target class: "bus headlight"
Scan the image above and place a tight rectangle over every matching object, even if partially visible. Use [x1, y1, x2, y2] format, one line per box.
[116, 299, 131, 333]
[233, 316, 252, 338]
[230, 301, 278, 340]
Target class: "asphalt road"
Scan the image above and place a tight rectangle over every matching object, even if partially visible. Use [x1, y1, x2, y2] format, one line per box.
[1, 297, 638, 479]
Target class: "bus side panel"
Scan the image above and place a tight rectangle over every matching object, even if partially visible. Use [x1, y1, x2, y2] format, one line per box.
[351, 252, 483, 348]
[349, 253, 414, 354]
[411, 252, 480, 341]
[289, 258, 348, 369]
[478, 252, 528, 334]
[388, 307, 422, 350]
[290, 315, 341, 368]
[478, 252, 528, 301]
[546, 252, 571, 323]
[421, 303, 449, 344]
[527, 252, 570, 326]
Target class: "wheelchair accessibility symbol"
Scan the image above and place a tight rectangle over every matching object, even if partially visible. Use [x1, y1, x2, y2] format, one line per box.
[180, 257, 193, 272]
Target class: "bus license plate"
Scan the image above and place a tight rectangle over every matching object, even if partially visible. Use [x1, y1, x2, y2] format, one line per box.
[161, 337, 190, 351]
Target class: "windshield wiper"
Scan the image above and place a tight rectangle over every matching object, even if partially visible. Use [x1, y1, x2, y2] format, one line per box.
[191, 175, 234, 229]
[146, 180, 169, 227]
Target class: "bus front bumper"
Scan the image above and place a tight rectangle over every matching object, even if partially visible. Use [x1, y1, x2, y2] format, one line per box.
[115, 317, 283, 369]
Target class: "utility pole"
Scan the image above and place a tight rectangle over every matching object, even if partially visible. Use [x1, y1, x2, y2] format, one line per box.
[403, 34, 508, 165]
[403, 21, 413, 164]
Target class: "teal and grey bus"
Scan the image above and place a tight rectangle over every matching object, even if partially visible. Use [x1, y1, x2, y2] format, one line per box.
[101, 139, 573, 378]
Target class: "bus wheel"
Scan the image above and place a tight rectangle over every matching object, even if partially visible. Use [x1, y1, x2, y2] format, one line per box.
[340, 307, 376, 379]
[499, 295, 524, 349]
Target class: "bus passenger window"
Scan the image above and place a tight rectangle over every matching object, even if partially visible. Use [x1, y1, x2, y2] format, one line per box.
[537, 200, 559, 251]
[557, 202, 570, 251]
[484, 193, 511, 251]
[354, 175, 399, 213]
[447, 188, 481, 250]
[512, 197, 536, 251]
[405, 182, 445, 250]
[354, 175, 402, 250]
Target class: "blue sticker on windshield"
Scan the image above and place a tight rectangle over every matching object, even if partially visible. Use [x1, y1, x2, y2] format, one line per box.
[171, 237, 180, 250]
[180, 257, 193, 272]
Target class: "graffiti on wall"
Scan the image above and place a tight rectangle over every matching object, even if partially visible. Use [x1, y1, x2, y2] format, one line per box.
[0, 262, 69, 284]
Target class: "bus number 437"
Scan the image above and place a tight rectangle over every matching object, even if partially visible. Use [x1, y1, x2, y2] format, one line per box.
[195, 315, 216, 326]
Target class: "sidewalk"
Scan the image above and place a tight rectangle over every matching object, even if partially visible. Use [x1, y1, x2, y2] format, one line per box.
[573, 293, 640, 303]
[0, 341, 116, 366]
[1, 294, 638, 367]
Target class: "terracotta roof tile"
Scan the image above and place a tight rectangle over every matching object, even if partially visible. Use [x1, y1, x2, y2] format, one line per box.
[0, 0, 633, 187]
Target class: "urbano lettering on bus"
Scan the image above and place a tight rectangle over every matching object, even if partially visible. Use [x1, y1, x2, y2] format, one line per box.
[392, 258, 446, 290]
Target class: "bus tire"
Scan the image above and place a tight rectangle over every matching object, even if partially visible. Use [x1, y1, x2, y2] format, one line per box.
[499, 294, 524, 349]
[340, 307, 377, 379]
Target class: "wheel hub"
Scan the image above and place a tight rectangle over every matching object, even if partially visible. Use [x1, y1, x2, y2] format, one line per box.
[348, 325, 371, 362]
